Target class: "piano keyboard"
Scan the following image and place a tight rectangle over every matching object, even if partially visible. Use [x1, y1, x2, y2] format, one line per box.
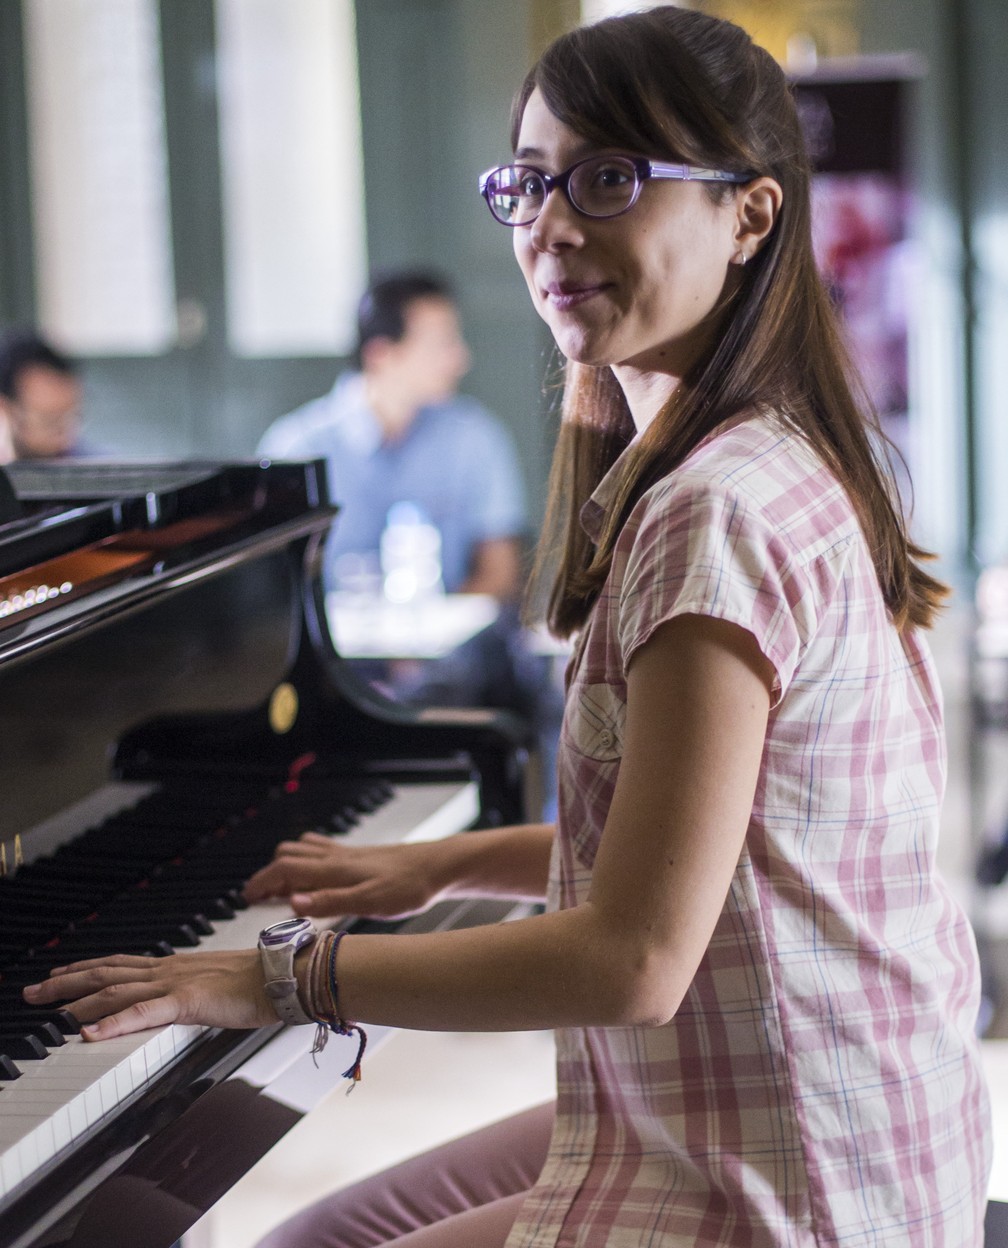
[0, 776, 480, 1206]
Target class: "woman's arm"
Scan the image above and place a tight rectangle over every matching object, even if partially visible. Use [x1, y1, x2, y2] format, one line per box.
[25, 613, 771, 1038]
[329, 612, 772, 1031]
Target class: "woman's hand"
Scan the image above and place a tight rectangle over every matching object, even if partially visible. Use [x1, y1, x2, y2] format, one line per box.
[22, 949, 277, 1041]
[243, 833, 448, 919]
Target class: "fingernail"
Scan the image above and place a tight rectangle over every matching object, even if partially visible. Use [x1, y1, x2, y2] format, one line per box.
[22, 984, 39, 999]
[81, 1022, 102, 1039]
[290, 894, 310, 908]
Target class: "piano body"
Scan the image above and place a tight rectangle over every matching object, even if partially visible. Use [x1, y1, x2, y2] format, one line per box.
[0, 459, 529, 1248]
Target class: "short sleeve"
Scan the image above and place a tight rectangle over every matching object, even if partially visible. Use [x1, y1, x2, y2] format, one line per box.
[617, 479, 848, 704]
[256, 396, 333, 459]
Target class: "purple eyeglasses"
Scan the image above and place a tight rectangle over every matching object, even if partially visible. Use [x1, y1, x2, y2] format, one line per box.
[479, 153, 751, 226]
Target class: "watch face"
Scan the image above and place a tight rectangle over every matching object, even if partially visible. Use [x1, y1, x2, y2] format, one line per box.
[260, 916, 314, 946]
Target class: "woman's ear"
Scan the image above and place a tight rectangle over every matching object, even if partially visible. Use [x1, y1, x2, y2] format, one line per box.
[732, 177, 783, 264]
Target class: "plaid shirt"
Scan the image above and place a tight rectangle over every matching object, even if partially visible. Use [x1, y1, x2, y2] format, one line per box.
[507, 414, 990, 1247]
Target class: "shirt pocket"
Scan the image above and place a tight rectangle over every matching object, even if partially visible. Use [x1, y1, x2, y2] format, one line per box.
[565, 682, 625, 761]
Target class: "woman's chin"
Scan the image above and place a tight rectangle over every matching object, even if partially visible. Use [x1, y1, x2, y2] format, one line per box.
[551, 332, 618, 369]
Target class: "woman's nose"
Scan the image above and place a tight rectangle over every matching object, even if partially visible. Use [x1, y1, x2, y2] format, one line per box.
[529, 187, 585, 252]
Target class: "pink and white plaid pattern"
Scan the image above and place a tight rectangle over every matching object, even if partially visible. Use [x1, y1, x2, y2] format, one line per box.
[506, 415, 991, 1247]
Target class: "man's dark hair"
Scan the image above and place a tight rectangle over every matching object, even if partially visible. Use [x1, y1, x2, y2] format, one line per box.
[354, 271, 455, 368]
[0, 329, 76, 399]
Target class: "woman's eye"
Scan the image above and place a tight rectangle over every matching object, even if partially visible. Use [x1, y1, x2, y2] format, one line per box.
[594, 165, 631, 188]
[518, 174, 543, 197]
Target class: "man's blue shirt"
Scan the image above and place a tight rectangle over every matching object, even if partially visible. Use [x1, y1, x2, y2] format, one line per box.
[257, 373, 527, 593]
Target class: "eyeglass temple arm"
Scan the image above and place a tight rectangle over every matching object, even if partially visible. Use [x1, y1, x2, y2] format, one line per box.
[648, 161, 750, 184]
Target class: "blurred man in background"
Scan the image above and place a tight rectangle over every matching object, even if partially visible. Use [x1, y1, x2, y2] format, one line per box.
[258, 270, 527, 602]
[0, 330, 93, 461]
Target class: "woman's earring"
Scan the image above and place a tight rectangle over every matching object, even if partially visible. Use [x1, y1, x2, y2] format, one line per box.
[734, 250, 748, 266]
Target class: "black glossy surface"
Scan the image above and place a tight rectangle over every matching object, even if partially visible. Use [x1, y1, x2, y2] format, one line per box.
[0, 459, 527, 1247]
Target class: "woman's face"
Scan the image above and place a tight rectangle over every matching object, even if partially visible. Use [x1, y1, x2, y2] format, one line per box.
[512, 89, 743, 395]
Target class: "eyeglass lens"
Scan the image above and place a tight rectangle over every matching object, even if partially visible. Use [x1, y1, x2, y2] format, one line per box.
[486, 156, 639, 224]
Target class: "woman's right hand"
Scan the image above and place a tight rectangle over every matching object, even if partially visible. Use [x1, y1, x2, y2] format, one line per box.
[242, 833, 450, 919]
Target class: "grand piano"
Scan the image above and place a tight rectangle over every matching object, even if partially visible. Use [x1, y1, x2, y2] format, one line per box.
[0, 458, 529, 1248]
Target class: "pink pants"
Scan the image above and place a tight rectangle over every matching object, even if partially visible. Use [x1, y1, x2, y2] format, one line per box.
[255, 1101, 554, 1248]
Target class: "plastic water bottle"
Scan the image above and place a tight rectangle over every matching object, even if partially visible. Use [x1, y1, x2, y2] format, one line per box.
[380, 502, 444, 603]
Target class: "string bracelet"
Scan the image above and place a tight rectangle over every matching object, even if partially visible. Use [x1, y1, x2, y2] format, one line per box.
[306, 928, 368, 1085]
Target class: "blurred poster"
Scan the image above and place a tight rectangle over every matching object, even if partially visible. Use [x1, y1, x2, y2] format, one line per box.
[811, 172, 913, 425]
[792, 65, 921, 498]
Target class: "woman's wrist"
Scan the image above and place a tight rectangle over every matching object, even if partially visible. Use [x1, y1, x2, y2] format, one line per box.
[295, 929, 368, 1082]
[431, 823, 554, 900]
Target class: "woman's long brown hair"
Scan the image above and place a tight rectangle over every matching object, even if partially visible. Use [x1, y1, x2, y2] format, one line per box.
[519, 7, 947, 639]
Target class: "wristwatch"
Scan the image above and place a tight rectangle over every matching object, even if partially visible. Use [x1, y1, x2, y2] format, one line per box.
[258, 916, 317, 1025]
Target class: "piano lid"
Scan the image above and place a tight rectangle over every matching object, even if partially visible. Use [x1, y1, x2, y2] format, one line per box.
[0, 458, 334, 665]
[0, 458, 331, 569]
[0, 465, 19, 525]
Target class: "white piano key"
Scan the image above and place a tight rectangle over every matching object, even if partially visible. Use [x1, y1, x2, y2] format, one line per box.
[0, 1144, 24, 1197]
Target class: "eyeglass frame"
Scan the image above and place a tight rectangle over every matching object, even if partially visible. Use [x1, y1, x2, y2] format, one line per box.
[478, 154, 753, 227]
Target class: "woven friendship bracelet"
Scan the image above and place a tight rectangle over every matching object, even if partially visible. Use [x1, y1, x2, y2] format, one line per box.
[306, 928, 368, 1084]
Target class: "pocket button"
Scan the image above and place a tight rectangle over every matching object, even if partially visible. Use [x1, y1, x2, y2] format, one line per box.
[597, 729, 615, 749]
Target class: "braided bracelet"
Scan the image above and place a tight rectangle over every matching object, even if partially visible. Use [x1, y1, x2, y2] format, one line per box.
[307, 928, 368, 1084]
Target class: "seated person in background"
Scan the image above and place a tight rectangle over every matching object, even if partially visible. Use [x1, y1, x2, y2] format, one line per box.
[257, 270, 527, 602]
[258, 270, 561, 812]
[0, 329, 95, 461]
[0, 408, 11, 464]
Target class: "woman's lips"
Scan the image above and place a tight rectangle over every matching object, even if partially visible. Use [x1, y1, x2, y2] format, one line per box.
[543, 281, 608, 311]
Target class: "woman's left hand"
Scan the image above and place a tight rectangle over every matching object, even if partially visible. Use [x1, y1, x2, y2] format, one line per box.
[21, 949, 278, 1041]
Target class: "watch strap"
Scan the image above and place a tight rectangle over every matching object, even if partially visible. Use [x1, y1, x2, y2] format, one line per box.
[259, 920, 316, 1025]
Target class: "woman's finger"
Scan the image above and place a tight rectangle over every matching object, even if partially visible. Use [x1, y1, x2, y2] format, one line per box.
[65, 979, 177, 1028]
[273, 837, 333, 858]
[80, 994, 180, 1041]
[246, 851, 367, 902]
[24, 962, 160, 1004]
[24, 949, 274, 1038]
[246, 860, 338, 901]
[243, 862, 292, 900]
[46, 953, 161, 977]
[297, 831, 340, 848]
[289, 888, 354, 917]
[290, 879, 428, 921]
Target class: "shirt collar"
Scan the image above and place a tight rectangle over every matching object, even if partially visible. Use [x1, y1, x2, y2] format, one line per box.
[579, 433, 642, 542]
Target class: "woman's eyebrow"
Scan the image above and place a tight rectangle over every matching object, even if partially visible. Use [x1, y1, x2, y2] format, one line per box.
[513, 141, 629, 164]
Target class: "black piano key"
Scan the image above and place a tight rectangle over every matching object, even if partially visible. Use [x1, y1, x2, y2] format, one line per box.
[0, 888, 107, 913]
[36, 937, 176, 961]
[6, 1019, 66, 1047]
[67, 922, 203, 948]
[148, 863, 255, 883]
[82, 909, 216, 935]
[0, 921, 56, 941]
[0, 1054, 22, 1080]
[106, 893, 237, 920]
[0, 1032, 49, 1060]
[19, 862, 143, 885]
[1, 984, 98, 1034]
[121, 886, 243, 915]
[12, 1009, 82, 1036]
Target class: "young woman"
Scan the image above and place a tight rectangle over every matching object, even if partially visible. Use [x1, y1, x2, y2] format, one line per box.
[25, 8, 991, 1245]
